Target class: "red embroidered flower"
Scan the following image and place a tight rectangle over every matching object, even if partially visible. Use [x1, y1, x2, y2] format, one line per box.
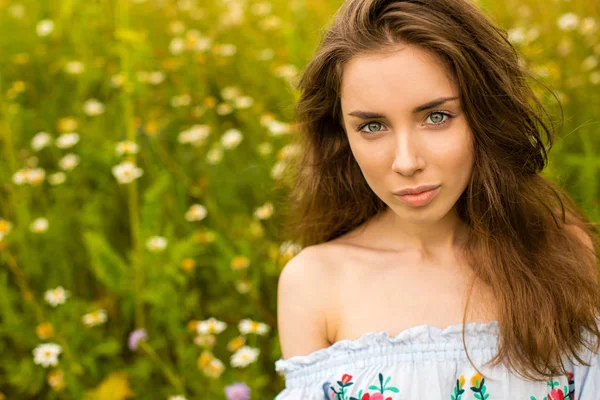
[341, 374, 353, 385]
[567, 371, 574, 382]
[360, 394, 391, 400]
[548, 388, 565, 400]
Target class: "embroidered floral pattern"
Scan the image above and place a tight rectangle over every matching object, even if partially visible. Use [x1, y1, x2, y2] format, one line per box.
[450, 375, 466, 400]
[450, 370, 576, 400]
[529, 370, 576, 400]
[469, 373, 489, 400]
[325, 372, 400, 400]
[321, 368, 576, 400]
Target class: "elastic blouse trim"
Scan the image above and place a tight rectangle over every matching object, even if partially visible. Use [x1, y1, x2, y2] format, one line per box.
[275, 320, 501, 387]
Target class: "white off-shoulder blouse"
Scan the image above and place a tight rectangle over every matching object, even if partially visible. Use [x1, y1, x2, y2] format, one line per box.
[274, 319, 600, 399]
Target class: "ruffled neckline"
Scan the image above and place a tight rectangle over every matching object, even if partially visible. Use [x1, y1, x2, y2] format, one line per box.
[275, 320, 500, 374]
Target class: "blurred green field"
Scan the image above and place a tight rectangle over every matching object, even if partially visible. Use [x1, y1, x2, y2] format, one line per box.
[0, 0, 598, 398]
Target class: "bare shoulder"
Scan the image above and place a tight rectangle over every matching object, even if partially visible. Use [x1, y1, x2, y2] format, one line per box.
[277, 244, 336, 360]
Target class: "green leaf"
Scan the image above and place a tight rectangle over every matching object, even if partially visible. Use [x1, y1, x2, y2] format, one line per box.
[387, 387, 400, 393]
[83, 231, 128, 293]
[368, 385, 379, 390]
[91, 338, 121, 357]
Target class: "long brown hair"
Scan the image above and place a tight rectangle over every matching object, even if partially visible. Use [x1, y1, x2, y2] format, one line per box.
[278, 0, 600, 383]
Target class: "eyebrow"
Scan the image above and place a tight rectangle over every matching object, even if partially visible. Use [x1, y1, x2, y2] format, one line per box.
[347, 96, 459, 119]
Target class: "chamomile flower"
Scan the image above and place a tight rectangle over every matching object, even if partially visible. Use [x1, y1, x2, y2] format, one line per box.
[238, 319, 270, 336]
[203, 357, 225, 378]
[31, 132, 53, 151]
[253, 202, 274, 220]
[83, 99, 105, 116]
[58, 154, 80, 171]
[146, 236, 167, 252]
[55, 133, 79, 149]
[44, 286, 69, 307]
[185, 204, 207, 221]
[115, 141, 139, 156]
[221, 129, 243, 149]
[230, 346, 260, 368]
[112, 161, 143, 184]
[48, 172, 66, 185]
[30, 218, 49, 233]
[197, 317, 227, 335]
[33, 343, 61, 367]
[82, 309, 107, 327]
[36, 20, 54, 37]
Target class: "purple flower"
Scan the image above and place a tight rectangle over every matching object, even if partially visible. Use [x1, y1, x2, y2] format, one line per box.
[128, 328, 147, 351]
[224, 382, 251, 400]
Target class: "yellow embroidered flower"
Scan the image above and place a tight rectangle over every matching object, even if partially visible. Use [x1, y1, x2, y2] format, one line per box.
[470, 372, 482, 388]
[458, 375, 465, 390]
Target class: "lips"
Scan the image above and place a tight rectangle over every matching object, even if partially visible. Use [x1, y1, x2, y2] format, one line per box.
[393, 184, 440, 196]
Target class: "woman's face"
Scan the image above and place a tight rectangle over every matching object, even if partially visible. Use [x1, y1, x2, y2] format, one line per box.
[340, 45, 474, 220]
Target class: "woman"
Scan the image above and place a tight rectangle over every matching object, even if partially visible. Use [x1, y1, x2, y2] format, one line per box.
[274, 0, 600, 398]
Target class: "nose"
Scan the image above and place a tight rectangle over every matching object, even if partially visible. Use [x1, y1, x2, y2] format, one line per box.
[391, 131, 424, 176]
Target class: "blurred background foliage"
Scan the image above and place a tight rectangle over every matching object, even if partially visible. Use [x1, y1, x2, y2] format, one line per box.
[0, 0, 598, 398]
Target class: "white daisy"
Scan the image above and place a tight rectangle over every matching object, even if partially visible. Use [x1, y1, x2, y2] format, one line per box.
[230, 346, 260, 367]
[36, 20, 54, 37]
[221, 129, 243, 149]
[115, 141, 139, 156]
[55, 133, 79, 149]
[64, 61, 85, 74]
[557, 13, 579, 31]
[221, 86, 241, 100]
[203, 357, 225, 378]
[253, 202, 274, 220]
[44, 286, 69, 307]
[177, 125, 211, 146]
[30, 218, 49, 233]
[171, 94, 191, 107]
[267, 120, 291, 136]
[148, 71, 164, 85]
[146, 236, 167, 252]
[206, 147, 223, 165]
[168, 396, 187, 400]
[197, 317, 227, 335]
[169, 37, 185, 55]
[238, 318, 270, 336]
[214, 44, 236, 56]
[83, 99, 105, 116]
[215, 103, 233, 115]
[112, 161, 143, 184]
[194, 37, 212, 53]
[31, 132, 53, 151]
[279, 241, 302, 258]
[48, 172, 66, 185]
[82, 309, 107, 327]
[234, 96, 254, 109]
[33, 343, 62, 367]
[185, 204, 207, 221]
[58, 154, 80, 171]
